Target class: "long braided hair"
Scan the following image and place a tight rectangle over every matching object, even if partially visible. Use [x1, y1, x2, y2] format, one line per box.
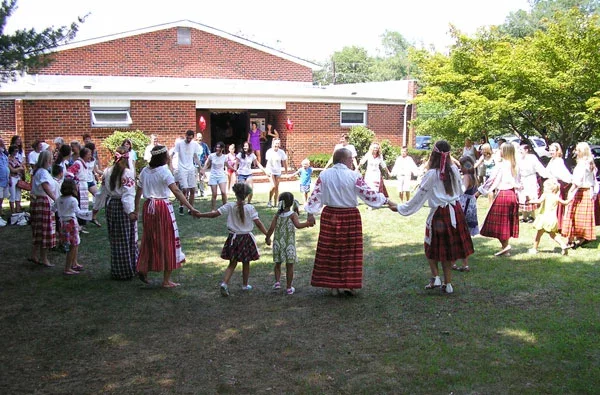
[232, 183, 252, 223]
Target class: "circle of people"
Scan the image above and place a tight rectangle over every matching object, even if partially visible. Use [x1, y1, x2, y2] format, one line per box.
[3, 130, 596, 296]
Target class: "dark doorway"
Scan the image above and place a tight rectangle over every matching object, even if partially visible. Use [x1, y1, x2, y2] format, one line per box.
[209, 112, 248, 151]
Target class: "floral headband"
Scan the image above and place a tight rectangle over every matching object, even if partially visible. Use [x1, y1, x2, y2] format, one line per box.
[151, 146, 168, 156]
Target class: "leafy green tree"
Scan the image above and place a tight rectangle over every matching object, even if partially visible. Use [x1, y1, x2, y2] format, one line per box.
[0, 0, 86, 83]
[412, 9, 600, 155]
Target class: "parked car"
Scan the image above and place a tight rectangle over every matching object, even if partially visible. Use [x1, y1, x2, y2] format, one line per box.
[415, 135, 431, 150]
[590, 144, 600, 180]
[501, 135, 550, 158]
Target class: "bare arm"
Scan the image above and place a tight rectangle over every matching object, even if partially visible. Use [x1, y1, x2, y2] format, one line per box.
[290, 212, 313, 229]
[41, 182, 56, 201]
[254, 218, 269, 236]
[195, 210, 221, 218]
[265, 214, 278, 244]
[168, 182, 197, 213]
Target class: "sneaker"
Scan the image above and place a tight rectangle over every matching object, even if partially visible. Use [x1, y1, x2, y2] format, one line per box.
[273, 281, 281, 290]
[441, 283, 454, 294]
[286, 287, 295, 295]
[242, 284, 253, 291]
[179, 206, 184, 215]
[528, 248, 538, 254]
[80, 227, 89, 234]
[220, 282, 230, 297]
[266, 202, 272, 208]
[187, 209, 192, 215]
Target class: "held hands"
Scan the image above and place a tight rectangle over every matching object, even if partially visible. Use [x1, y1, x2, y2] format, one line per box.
[265, 236, 271, 246]
[191, 208, 202, 218]
[307, 214, 316, 226]
[128, 212, 138, 221]
[387, 201, 398, 212]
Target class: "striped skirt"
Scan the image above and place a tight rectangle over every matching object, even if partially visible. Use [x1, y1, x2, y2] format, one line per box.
[137, 199, 185, 273]
[424, 204, 474, 262]
[220, 233, 260, 263]
[311, 206, 363, 289]
[106, 198, 139, 280]
[31, 196, 56, 249]
[562, 188, 596, 241]
[480, 189, 519, 240]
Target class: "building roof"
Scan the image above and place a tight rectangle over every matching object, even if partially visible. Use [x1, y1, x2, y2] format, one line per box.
[54, 20, 321, 71]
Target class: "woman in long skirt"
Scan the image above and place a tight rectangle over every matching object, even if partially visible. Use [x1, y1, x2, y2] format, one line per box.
[94, 146, 139, 280]
[562, 142, 597, 248]
[476, 143, 520, 256]
[29, 151, 57, 267]
[136, 145, 198, 287]
[546, 143, 572, 232]
[389, 140, 473, 294]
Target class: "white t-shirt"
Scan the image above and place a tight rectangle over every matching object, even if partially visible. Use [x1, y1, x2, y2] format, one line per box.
[265, 148, 288, 176]
[174, 140, 200, 171]
[28, 151, 40, 167]
[333, 143, 357, 158]
[139, 165, 175, 199]
[236, 152, 256, 176]
[32, 168, 55, 197]
[208, 153, 227, 178]
[217, 201, 259, 233]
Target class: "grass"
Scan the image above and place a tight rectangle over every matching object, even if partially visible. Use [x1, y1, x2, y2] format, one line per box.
[1, 181, 599, 394]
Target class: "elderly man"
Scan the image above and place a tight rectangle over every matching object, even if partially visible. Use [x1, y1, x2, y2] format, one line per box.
[305, 148, 390, 295]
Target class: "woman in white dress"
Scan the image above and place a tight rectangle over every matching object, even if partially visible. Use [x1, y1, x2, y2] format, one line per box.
[201, 141, 236, 211]
[359, 142, 389, 193]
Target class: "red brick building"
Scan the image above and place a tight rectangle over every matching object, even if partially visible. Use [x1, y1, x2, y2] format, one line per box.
[0, 20, 416, 168]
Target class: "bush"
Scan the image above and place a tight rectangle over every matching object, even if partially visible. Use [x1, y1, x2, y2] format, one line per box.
[102, 130, 150, 174]
[307, 153, 330, 169]
[380, 139, 400, 164]
[348, 126, 375, 159]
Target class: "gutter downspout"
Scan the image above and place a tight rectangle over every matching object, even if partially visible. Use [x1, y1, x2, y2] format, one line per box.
[402, 103, 408, 147]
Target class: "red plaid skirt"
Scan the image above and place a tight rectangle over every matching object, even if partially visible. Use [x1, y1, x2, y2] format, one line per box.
[562, 188, 596, 241]
[311, 206, 363, 289]
[60, 218, 80, 247]
[480, 189, 519, 240]
[31, 196, 56, 248]
[220, 233, 260, 262]
[424, 204, 474, 262]
[557, 181, 571, 231]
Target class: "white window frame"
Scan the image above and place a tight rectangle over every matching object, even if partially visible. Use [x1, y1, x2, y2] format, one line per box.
[340, 110, 367, 127]
[90, 108, 133, 128]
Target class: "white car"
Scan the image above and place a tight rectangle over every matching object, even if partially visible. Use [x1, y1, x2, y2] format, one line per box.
[502, 135, 550, 158]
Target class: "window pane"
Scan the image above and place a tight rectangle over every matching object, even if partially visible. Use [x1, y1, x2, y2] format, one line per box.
[177, 28, 191, 45]
[341, 111, 365, 124]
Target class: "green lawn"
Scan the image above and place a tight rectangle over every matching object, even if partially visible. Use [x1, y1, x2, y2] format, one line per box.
[1, 181, 599, 394]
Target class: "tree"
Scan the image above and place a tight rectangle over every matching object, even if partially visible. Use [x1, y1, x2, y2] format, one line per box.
[412, 9, 600, 155]
[0, 0, 86, 83]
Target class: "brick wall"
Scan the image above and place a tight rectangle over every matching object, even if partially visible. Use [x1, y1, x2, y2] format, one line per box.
[37, 28, 313, 82]
[275, 102, 407, 168]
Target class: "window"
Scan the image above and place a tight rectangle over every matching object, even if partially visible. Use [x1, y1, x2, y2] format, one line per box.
[90, 108, 132, 128]
[177, 27, 191, 45]
[340, 110, 366, 127]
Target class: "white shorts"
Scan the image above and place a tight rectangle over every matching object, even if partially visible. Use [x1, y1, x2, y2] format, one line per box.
[208, 173, 227, 186]
[178, 168, 197, 189]
[9, 176, 21, 201]
[396, 175, 412, 192]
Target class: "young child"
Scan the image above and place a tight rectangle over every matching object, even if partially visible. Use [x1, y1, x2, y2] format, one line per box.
[388, 140, 474, 294]
[54, 178, 92, 275]
[528, 179, 571, 255]
[452, 156, 479, 272]
[195, 183, 269, 297]
[290, 158, 313, 203]
[265, 192, 314, 295]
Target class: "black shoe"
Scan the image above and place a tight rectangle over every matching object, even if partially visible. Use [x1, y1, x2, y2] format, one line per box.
[178, 206, 184, 215]
[188, 209, 192, 215]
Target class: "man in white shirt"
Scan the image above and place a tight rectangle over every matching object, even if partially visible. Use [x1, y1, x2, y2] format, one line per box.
[172, 130, 202, 214]
[324, 133, 358, 170]
[143, 134, 158, 162]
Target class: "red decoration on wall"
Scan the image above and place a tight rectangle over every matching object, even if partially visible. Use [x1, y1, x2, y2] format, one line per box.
[198, 116, 207, 131]
[285, 118, 294, 131]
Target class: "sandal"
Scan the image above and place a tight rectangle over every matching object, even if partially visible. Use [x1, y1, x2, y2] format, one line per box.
[451, 264, 460, 271]
[72, 264, 84, 271]
[459, 266, 470, 272]
[425, 276, 442, 289]
[63, 270, 79, 275]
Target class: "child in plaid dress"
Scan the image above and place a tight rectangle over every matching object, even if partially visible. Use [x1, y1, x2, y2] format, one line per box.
[194, 183, 269, 297]
[265, 192, 314, 295]
[54, 178, 92, 275]
[388, 140, 473, 294]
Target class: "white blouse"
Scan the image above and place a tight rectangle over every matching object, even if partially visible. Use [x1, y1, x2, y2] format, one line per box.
[304, 163, 387, 213]
[138, 165, 175, 199]
[217, 202, 260, 233]
[265, 148, 288, 176]
[571, 159, 596, 189]
[94, 167, 136, 214]
[55, 195, 92, 221]
[546, 158, 572, 184]
[32, 168, 56, 198]
[398, 166, 463, 216]
[478, 161, 520, 196]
